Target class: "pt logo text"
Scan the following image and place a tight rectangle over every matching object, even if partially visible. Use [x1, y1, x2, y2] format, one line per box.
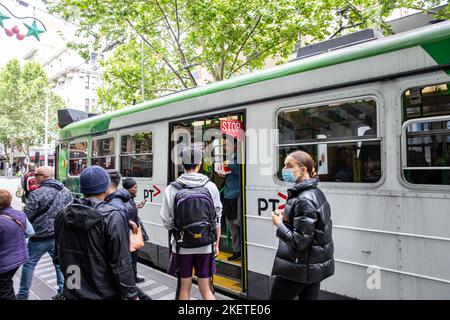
[257, 192, 287, 216]
[143, 185, 161, 202]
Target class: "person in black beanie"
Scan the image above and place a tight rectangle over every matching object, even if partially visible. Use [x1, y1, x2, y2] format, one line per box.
[122, 178, 149, 284]
[54, 166, 139, 300]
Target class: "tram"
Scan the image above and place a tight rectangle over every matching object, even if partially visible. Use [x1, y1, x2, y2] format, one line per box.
[56, 21, 450, 299]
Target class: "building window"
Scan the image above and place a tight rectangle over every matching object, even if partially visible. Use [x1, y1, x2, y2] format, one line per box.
[120, 132, 153, 177]
[402, 83, 450, 185]
[84, 75, 90, 89]
[69, 142, 88, 176]
[92, 137, 116, 170]
[85, 99, 89, 113]
[277, 98, 381, 183]
[91, 77, 96, 88]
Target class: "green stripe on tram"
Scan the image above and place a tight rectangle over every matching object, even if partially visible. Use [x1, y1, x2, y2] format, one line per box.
[60, 22, 450, 140]
[422, 37, 450, 75]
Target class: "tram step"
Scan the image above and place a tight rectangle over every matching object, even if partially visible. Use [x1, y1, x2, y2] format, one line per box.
[215, 252, 241, 281]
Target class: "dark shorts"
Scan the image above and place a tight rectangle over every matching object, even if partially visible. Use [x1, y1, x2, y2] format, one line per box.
[168, 253, 216, 279]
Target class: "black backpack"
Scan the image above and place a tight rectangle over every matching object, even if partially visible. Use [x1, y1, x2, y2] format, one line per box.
[171, 180, 217, 249]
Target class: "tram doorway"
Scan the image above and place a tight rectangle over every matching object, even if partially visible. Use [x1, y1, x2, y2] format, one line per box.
[169, 111, 246, 295]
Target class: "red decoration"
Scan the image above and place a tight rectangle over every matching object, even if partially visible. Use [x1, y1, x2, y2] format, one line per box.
[11, 25, 19, 34]
[16, 33, 24, 40]
[5, 28, 12, 36]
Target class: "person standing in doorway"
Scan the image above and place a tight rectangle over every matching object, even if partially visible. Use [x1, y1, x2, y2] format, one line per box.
[270, 150, 334, 300]
[17, 166, 73, 300]
[219, 137, 241, 261]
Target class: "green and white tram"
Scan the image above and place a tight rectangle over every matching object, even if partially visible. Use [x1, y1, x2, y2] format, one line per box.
[56, 21, 450, 299]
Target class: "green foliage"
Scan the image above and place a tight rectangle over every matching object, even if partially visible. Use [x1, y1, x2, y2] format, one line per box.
[0, 59, 65, 161]
[44, 0, 449, 111]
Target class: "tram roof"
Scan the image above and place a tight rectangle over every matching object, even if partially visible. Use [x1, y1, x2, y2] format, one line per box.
[60, 21, 450, 140]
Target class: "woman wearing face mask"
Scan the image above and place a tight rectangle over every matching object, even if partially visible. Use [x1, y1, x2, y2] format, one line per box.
[270, 150, 334, 300]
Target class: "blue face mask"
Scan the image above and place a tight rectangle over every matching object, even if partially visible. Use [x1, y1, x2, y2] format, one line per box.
[282, 169, 297, 183]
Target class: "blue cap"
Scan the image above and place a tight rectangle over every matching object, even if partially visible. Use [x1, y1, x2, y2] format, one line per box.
[80, 165, 110, 195]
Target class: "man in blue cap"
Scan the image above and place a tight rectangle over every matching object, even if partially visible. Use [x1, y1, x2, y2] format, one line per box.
[54, 165, 139, 300]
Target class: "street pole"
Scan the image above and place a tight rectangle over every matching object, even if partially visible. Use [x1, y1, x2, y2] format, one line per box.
[141, 39, 145, 102]
[44, 91, 49, 166]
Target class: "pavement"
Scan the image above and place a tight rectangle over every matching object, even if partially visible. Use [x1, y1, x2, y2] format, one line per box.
[1, 176, 232, 300]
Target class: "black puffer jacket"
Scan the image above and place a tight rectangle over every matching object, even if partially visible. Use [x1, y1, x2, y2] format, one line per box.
[272, 178, 334, 284]
[24, 179, 73, 239]
[54, 198, 138, 300]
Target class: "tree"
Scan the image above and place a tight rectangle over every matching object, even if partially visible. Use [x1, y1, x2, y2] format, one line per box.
[0, 59, 65, 167]
[44, 0, 449, 111]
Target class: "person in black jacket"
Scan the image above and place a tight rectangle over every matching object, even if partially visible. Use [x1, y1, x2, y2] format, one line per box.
[54, 165, 139, 300]
[122, 177, 149, 284]
[17, 166, 73, 300]
[271, 150, 334, 300]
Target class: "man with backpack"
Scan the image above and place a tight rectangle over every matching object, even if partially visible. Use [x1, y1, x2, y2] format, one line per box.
[160, 145, 222, 300]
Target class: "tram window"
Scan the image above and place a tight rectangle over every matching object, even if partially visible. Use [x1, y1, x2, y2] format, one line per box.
[92, 137, 115, 170]
[403, 119, 450, 185]
[120, 132, 153, 178]
[277, 99, 381, 183]
[403, 83, 450, 121]
[69, 141, 88, 176]
[402, 83, 450, 185]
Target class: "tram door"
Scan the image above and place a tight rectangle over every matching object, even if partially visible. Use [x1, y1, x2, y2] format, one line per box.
[169, 112, 246, 294]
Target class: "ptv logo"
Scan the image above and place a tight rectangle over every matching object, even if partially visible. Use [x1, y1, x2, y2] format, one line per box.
[257, 192, 287, 216]
[143, 185, 161, 202]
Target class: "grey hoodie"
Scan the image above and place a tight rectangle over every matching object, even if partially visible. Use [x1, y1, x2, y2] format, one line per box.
[160, 172, 222, 255]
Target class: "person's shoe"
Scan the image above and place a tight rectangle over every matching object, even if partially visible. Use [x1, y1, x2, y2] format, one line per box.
[135, 276, 146, 284]
[228, 252, 241, 261]
[51, 292, 65, 300]
[15, 294, 28, 300]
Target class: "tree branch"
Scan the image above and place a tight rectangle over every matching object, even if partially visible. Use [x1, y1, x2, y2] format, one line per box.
[125, 18, 189, 88]
[229, 14, 262, 74]
[227, 38, 290, 78]
[154, 0, 197, 86]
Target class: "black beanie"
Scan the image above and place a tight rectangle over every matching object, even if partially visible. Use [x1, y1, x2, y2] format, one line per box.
[122, 177, 137, 190]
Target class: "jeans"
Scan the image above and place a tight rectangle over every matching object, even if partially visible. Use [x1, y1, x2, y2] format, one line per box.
[18, 238, 64, 298]
[131, 251, 138, 278]
[270, 276, 321, 300]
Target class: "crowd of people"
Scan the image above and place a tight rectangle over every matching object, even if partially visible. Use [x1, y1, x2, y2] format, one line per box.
[0, 146, 334, 301]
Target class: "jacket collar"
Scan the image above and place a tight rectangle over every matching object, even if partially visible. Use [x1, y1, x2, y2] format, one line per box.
[287, 178, 318, 198]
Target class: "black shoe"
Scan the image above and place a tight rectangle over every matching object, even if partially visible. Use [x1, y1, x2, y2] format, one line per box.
[228, 252, 241, 261]
[51, 292, 65, 300]
[15, 294, 28, 300]
[135, 276, 146, 283]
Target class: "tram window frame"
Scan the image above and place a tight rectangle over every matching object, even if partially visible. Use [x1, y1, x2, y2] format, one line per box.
[68, 140, 88, 177]
[275, 96, 382, 185]
[120, 130, 153, 178]
[401, 82, 450, 187]
[91, 136, 116, 170]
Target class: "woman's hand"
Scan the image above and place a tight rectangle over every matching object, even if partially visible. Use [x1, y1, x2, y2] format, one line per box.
[272, 209, 284, 226]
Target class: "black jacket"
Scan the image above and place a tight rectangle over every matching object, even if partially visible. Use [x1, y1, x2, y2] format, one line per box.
[106, 189, 131, 221]
[24, 179, 73, 239]
[272, 178, 334, 284]
[54, 198, 138, 300]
